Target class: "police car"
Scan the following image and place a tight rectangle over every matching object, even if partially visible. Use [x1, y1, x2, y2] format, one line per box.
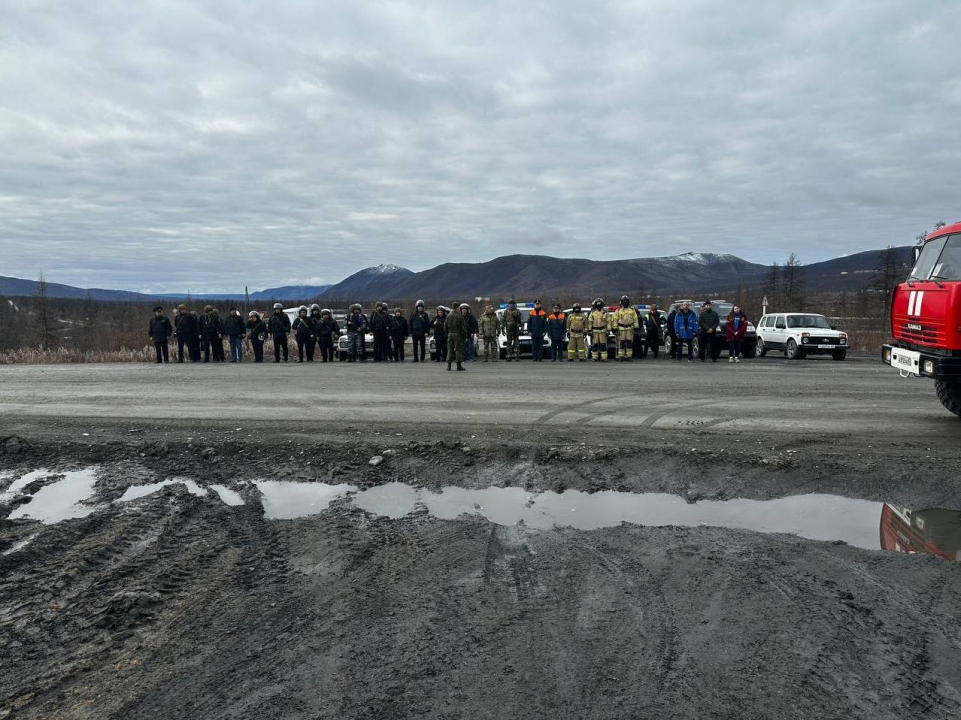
[494, 303, 553, 359]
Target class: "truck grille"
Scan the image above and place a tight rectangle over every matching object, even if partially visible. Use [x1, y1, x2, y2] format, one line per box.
[898, 321, 942, 346]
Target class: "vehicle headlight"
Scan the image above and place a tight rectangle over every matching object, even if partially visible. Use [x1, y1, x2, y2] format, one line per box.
[883, 347, 891, 362]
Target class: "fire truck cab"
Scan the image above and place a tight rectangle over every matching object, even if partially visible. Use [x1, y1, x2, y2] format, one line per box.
[882, 220, 961, 416]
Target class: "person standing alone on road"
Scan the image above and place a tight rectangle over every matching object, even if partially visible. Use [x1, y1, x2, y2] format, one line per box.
[445, 304, 469, 371]
[174, 305, 198, 363]
[547, 304, 566, 362]
[566, 303, 588, 361]
[267, 303, 291, 363]
[224, 308, 246, 362]
[246, 311, 267, 363]
[698, 301, 721, 363]
[502, 300, 523, 361]
[432, 307, 448, 363]
[726, 305, 749, 364]
[674, 301, 698, 362]
[149, 306, 172, 364]
[409, 301, 431, 363]
[528, 300, 548, 361]
[479, 304, 500, 362]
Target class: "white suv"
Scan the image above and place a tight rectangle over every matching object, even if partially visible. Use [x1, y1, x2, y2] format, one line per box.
[756, 313, 848, 361]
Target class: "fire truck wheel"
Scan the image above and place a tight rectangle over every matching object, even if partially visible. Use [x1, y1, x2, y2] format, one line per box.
[785, 339, 804, 360]
[935, 380, 961, 418]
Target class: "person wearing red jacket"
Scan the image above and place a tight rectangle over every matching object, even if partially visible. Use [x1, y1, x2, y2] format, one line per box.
[726, 305, 749, 363]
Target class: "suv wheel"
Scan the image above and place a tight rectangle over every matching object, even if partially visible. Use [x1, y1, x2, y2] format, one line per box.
[832, 350, 847, 361]
[692, 336, 700, 358]
[742, 342, 757, 359]
[756, 338, 767, 357]
[935, 380, 961, 418]
[664, 336, 674, 357]
[786, 339, 803, 360]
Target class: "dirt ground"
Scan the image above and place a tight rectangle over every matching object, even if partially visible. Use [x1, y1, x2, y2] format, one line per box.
[1, 357, 960, 719]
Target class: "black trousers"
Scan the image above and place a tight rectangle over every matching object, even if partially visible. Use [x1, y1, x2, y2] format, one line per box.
[411, 334, 426, 361]
[295, 335, 314, 362]
[154, 341, 169, 363]
[646, 333, 659, 358]
[177, 336, 193, 362]
[251, 341, 264, 363]
[667, 332, 677, 358]
[204, 335, 225, 362]
[699, 332, 719, 361]
[373, 330, 389, 361]
[318, 335, 334, 362]
[676, 337, 694, 360]
[273, 333, 289, 361]
[392, 338, 405, 361]
[434, 336, 447, 362]
[633, 334, 646, 358]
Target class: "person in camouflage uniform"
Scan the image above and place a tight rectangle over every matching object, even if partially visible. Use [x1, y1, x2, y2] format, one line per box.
[612, 295, 639, 361]
[478, 305, 501, 362]
[502, 299, 523, 361]
[445, 304, 469, 371]
[566, 302, 588, 362]
[588, 298, 611, 362]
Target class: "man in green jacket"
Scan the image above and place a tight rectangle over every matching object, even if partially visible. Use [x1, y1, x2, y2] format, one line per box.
[445, 304, 470, 371]
[478, 305, 501, 362]
[502, 299, 523, 361]
[698, 301, 721, 362]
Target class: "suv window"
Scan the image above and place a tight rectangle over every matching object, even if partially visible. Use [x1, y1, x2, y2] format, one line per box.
[786, 315, 831, 329]
[775, 317, 786, 329]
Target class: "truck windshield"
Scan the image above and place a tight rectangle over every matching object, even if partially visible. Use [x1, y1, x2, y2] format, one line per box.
[786, 315, 831, 329]
[910, 234, 961, 281]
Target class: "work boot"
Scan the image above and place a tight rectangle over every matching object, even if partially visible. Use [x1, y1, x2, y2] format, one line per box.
[447, 361, 452, 371]
[456, 362, 465, 371]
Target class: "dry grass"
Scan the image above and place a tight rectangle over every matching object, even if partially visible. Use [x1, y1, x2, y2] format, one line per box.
[0, 346, 155, 364]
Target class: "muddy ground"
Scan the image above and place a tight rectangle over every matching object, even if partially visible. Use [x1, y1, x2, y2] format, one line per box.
[1, 359, 960, 719]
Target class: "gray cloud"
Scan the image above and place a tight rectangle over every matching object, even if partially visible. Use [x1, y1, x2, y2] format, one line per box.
[0, 0, 958, 292]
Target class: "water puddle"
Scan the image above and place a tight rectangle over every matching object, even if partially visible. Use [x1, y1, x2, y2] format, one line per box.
[7, 469, 101, 524]
[210, 485, 245, 507]
[0, 469, 54, 501]
[255, 481, 355, 520]
[116, 478, 207, 503]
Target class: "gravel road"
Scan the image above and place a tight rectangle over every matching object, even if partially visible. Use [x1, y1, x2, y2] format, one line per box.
[1, 357, 960, 719]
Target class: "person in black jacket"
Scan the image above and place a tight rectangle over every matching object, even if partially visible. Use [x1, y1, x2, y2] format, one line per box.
[267, 303, 292, 362]
[370, 302, 392, 362]
[306, 304, 323, 362]
[408, 300, 431, 363]
[666, 303, 678, 359]
[645, 304, 662, 359]
[390, 307, 409, 362]
[464, 306, 479, 361]
[148, 306, 172, 363]
[432, 307, 448, 363]
[315, 309, 340, 362]
[173, 305, 198, 363]
[223, 308, 246, 362]
[291, 305, 314, 363]
[245, 311, 267, 363]
[200, 306, 226, 362]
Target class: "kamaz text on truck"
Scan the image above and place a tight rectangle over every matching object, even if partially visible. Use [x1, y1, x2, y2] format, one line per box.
[882, 220, 961, 416]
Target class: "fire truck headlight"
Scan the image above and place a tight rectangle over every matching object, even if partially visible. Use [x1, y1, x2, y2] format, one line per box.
[924, 360, 935, 374]
[883, 347, 891, 363]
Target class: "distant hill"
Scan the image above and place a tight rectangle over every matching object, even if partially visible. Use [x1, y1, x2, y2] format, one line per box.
[0, 247, 915, 303]
[801, 246, 913, 291]
[317, 264, 415, 301]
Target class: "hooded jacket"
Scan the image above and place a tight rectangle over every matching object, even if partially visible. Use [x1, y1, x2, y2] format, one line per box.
[726, 312, 749, 341]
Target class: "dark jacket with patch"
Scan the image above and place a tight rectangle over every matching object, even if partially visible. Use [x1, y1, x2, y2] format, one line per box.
[291, 315, 315, 338]
[268, 312, 292, 336]
[246, 319, 268, 343]
[315, 317, 340, 341]
[409, 311, 432, 336]
[149, 315, 172, 341]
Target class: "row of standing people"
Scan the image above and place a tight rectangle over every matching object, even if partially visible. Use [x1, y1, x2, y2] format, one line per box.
[666, 300, 750, 363]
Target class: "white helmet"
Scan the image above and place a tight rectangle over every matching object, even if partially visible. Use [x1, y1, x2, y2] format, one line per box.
[273, 303, 283, 310]
[298, 305, 308, 314]
[248, 311, 259, 318]
[321, 308, 332, 315]
[310, 303, 320, 311]
[416, 299, 425, 308]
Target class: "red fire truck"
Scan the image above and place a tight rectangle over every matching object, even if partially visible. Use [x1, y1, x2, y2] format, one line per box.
[882, 220, 961, 417]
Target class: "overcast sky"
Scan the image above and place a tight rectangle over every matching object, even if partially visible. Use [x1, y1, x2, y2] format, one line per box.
[1, 1, 959, 293]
